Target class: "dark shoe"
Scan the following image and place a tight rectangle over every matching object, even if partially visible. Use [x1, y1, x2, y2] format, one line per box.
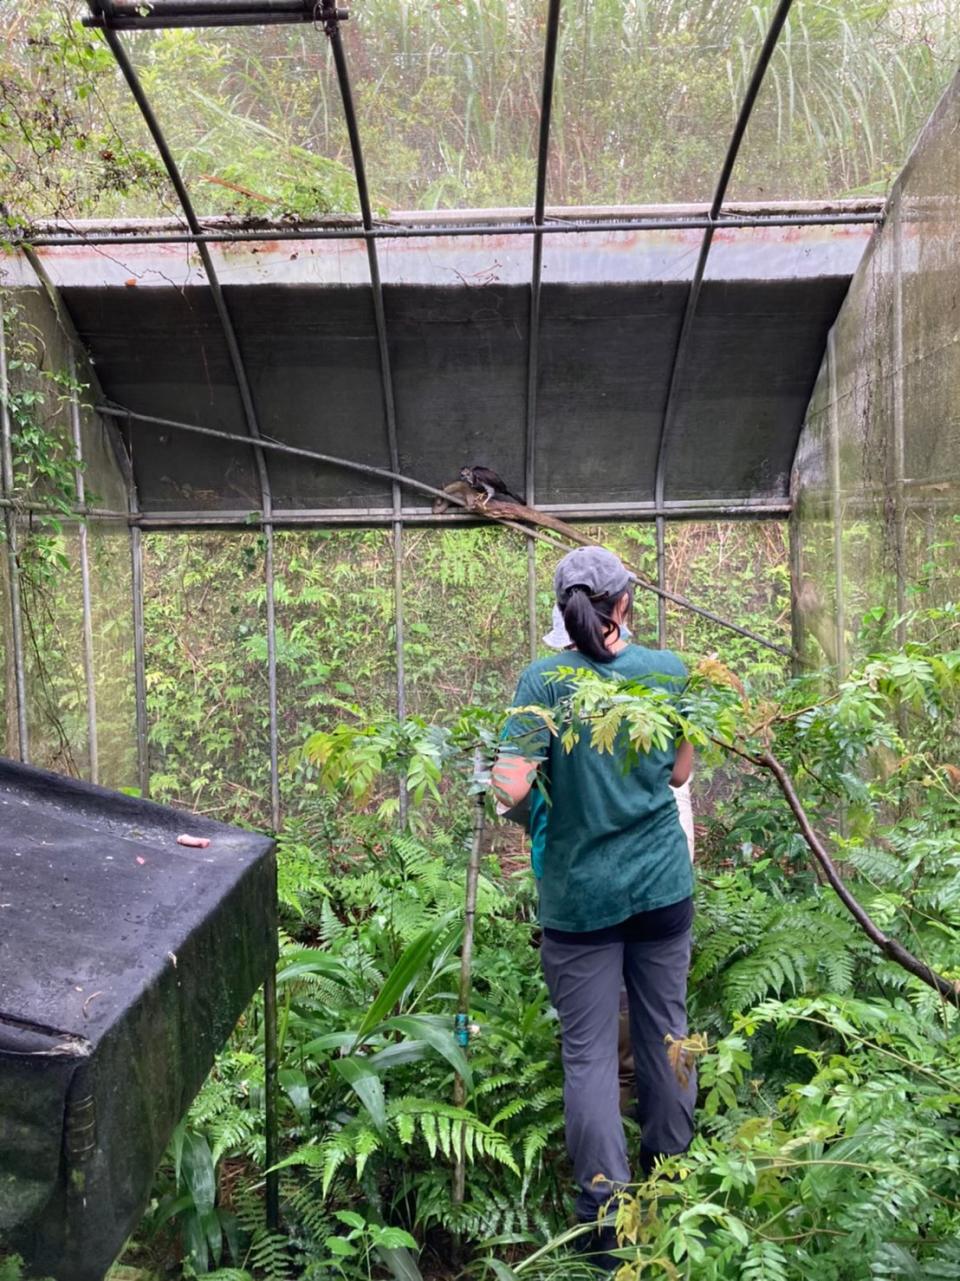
[578, 1221, 621, 1273]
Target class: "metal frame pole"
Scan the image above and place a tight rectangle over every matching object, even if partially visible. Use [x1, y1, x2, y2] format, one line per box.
[891, 216, 907, 646]
[124, 409, 150, 798]
[130, 526, 150, 797]
[94, 23, 281, 829]
[89, 18, 282, 1227]
[263, 952, 280, 1230]
[68, 351, 99, 784]
[827, 332, 846, 678]
[655, 515, 667, 647]
[788, 506, 804, 677]
[0, 300, 29, 761]
[265, 526, 280, 829]
[323, 3, 407, 761]
[524, 0, 562, 662]
[651, 0, 795, 576]
[24, 209, 883, 250]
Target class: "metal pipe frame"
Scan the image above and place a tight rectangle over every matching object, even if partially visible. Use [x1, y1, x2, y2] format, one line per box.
[263, 946, 280, 1232]
[891, 216, 907, 646]
[129, 501, 792, 526]
[0, 300, 29, 761]
[128, 474, 150, 799]
[83, 0, 342, 28]
[827, 331, 847, 678]
[68, 351, 100, 785]
[650, 0, 795, 647]
[22, 209, 882, 250]
[87, 11, 283, 1228]
[524, 0, 561, 661]
[323, 1, 407, 763]
[94, 21, 281, 817]
[788, 509, 804, 678]
[655, 516, 667, 646]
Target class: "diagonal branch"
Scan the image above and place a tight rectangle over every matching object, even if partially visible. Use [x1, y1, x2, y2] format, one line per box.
[722, 736, 960, 1008]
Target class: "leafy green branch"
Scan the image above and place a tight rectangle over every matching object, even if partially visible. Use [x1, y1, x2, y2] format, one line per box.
[293, 638, 960, 1006]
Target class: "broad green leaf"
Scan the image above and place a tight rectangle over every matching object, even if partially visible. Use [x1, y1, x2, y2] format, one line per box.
[333, 1056, 387, 1133]
[354, 923, 453, 1043]
[377, 1015, 472, 1090]
[181, 1131, 216, 1217]
[279, 1067, 311, 1121]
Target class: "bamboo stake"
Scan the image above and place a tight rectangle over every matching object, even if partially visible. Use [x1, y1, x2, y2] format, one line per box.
[452, 755, 487, 1206]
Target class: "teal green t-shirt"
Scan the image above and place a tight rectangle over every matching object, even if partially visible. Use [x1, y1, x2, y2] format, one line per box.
[502, 644, 692, 932]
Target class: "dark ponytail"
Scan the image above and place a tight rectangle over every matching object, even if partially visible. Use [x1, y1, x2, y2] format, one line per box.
[561, 585, 631, 663]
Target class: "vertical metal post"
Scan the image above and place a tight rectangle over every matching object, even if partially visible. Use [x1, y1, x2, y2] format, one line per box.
[827, 333, 846, 678]
[788, 510, 804, 676]
[526, 540, 538, 661]
[324, 10, 407, 811]
[524, 0, 562, 664]
[126, 422, 150, 798]
[68, 353, 99, 784]
[392, 519, 407, 821]
[0, 300, 28, 761]
[393, 518, 406, 712]
[891, 216, 907, 646]
[263, 956, 280, 1232]
[130, 523, 149, 797]
[264, 524, 280, 830]
[452, 751, 486, 1206]
[655, 515, 667, 647]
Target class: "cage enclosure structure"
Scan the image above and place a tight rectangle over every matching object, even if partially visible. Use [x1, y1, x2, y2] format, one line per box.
[1, 0, 960, 1276]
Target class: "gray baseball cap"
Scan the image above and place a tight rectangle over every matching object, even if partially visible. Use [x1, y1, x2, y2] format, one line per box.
[554, 546, 636, 603]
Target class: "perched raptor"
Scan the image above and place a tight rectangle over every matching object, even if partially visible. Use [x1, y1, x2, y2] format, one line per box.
[459, 464, 524, 506]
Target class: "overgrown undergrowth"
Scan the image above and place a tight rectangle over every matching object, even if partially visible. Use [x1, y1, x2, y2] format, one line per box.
[105, 619, 960, 1281]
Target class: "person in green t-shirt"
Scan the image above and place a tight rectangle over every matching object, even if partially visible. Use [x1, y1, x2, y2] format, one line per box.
[493, 547, 695, 1255]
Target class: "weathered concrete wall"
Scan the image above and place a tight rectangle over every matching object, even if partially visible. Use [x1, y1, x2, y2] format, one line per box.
[792, 71, 960, 669]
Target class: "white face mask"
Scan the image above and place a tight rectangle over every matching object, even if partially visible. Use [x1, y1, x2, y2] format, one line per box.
[542, 604, 631, 650]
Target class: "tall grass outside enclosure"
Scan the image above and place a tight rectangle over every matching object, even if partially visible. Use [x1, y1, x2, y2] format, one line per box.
[2, 3, 959, 219]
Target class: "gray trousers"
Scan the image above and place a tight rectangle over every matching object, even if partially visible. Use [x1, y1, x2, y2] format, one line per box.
[540, 927, 696, 1219]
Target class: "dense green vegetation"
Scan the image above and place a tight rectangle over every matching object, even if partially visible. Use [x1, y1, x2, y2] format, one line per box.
[3, 3, 960, 1278]
[2, 1, 960, 222]
[111, 619, 960, 1281]
[2, 245, 960, 1281]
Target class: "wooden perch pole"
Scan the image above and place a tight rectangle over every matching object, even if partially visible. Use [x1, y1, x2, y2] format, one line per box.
[468, 495, 794, 659]
[452, 758, 487, 1206]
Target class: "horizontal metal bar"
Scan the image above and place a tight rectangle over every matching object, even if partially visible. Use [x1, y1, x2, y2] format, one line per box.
[0, 496, 128, 520]
[84, 11, 325, 26]
[21, 210, 882, 250]
[130, 501, 792, 528]
[85, 0, 338, 23]
[108, 0, 313, 13]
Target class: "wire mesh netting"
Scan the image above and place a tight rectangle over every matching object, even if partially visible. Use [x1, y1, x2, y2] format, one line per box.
[792, 67, 960, 664]
[728, 0, 960, 204]
[7, 2, 958, 226]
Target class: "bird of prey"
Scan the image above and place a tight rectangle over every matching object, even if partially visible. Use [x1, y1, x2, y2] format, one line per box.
[459, 464, 524, 506]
